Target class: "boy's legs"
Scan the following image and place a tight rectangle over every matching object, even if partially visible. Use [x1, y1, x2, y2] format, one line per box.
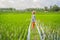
[32, 22, 35, 29]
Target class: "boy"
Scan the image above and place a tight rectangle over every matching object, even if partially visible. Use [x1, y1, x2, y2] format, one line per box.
[32, 10, 36, 29]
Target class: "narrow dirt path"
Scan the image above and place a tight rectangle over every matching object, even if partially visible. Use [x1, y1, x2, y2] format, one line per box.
[30, 22, 40, 40]
[27, 19, 45, 40]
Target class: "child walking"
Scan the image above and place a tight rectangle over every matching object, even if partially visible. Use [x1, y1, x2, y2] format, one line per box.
[32, 10, 36, 29]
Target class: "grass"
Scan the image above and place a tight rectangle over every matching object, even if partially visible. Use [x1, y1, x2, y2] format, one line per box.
[36, 11, 60, 40]
[0, 13, 31, 40]
[30, 26, 40, 40]
[0, 11, 60, 40]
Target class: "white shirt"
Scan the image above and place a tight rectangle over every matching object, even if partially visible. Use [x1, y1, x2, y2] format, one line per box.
[32, 15, 35, 22]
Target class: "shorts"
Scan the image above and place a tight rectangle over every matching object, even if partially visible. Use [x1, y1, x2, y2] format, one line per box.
[32, 22, 35, 28]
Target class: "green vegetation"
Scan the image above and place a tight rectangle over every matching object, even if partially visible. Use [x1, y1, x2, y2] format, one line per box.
[0, 13, 31, 40]
[0, 11, 60, 40]
[36, 11, 60, 40]
[30, 26, 40, 40]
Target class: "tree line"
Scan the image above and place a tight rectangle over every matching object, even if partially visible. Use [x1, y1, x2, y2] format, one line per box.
[25, 4, 60, 12]
[0, 4, 60, 12]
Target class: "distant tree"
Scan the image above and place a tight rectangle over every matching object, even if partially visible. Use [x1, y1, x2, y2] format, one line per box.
[52, 5, 60, 11]
[49, 6, 53, 11]
[49, 5, 60, 11]
[0, 8, 16, 12]
[44, 6, 48, 11]
[59, 7, 60, 11]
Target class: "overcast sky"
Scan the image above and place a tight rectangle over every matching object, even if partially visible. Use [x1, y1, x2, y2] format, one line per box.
[0, 0, 60, 9]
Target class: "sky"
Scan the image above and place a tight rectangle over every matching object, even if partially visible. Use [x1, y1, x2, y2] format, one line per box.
[0, 0, 60, 9]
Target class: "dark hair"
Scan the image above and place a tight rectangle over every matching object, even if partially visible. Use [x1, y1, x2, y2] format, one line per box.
[32, 10, 35, 14]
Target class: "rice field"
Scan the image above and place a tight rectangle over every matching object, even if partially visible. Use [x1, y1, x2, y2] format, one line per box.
[36, 11, 60, 40]
[0, 11, 60, 40]
[0, 13, 31, 40]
